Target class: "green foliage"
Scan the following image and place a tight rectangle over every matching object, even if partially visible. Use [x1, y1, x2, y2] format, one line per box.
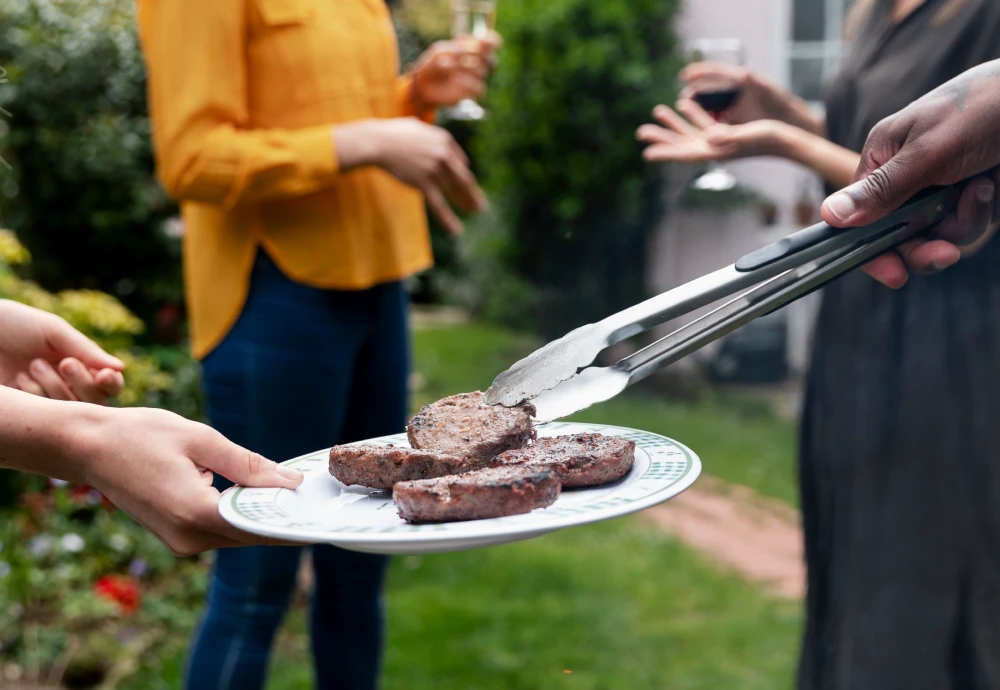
[393, 0, 451, 60]
[0, 0, 181, 329]
[0, 485, 208, 687]
[473, 0, 683, 336]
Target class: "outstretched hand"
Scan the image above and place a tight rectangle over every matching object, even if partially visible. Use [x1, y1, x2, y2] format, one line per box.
[637, 101, 787, 164]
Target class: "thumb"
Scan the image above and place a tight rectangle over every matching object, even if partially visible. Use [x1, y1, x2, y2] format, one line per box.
[822, 154, 932, 227]
[47, 318, 125, 372]
[203, 435, 304, 490]
[822, 132, 937, 227]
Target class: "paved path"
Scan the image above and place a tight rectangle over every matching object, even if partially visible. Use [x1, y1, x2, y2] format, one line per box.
[642, 477, 805, 599]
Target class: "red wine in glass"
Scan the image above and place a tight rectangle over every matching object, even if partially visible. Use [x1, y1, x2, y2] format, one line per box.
[692, 87, 742, 120]
[684, 38, 744, 191]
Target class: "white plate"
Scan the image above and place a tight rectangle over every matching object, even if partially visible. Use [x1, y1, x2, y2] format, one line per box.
[219, 422, 701, 555]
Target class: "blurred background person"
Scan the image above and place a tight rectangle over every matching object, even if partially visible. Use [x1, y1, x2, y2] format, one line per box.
[638, 1, 1000, 688]
[137, 1, 497, 688]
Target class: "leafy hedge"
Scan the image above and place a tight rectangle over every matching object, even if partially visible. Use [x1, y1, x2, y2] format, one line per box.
[0, 0, 180, 332]
[473, 0, 682, 337]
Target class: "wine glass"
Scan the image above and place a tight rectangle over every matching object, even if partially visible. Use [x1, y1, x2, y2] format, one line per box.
[684, 39, 745, 192]
[445, 0, 497, 122]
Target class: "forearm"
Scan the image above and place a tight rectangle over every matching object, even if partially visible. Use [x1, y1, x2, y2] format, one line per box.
[755, 75, 826, 136]
[776, 96, 827, 138]
[0, 386, 102, 483]
[775, 123, 861, 188]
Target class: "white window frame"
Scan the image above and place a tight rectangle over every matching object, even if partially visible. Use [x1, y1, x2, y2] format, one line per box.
[787, 0, 850, 105]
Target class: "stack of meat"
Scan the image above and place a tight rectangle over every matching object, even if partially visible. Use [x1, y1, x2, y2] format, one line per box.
[328, 392, 636, 524]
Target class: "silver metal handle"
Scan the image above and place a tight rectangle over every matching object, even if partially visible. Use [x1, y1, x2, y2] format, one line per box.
[614, 219, 927, 386]
[602, 185, 960, 344]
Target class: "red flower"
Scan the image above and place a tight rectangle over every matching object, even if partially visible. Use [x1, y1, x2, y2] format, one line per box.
[93, 575, 141, 615]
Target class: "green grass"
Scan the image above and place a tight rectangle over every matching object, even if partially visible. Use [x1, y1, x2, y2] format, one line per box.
[132, 521, 800, 690]
[377, 519, 799, 690]
[126, 322, 802, 689]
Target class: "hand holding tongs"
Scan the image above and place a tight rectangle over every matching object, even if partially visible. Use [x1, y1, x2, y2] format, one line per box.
[484, 183, 964, 422]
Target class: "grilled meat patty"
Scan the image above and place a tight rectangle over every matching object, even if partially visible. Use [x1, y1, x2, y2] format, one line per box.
[407, 391, 535, 462]
[328, 444, 488, 490]
[493, 433, 636, 488]
[393, 466, 560, 523]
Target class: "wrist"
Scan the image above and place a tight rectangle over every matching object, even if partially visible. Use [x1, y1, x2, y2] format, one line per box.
[770, 121, 808, 161]
[59, 402, 115, 486]
[332, 120, 386, 171]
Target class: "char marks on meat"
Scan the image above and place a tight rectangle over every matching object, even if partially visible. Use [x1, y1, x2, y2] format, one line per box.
[493, 433, 636, 488]
[407, 391, 535, 462]
[328, 444, 488, 490]
[393, 466, 560, 523]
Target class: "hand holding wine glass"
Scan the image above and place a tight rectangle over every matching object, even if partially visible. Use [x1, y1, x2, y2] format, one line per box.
[410, 31, 501, 111]
[680, 61, 826, 136]
[445, 0, 498, 121]
[678, 39, 745, 190]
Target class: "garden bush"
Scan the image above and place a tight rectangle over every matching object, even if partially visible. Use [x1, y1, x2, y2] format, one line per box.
[0, 0, 181, 331]
[471, 0, 683, 337]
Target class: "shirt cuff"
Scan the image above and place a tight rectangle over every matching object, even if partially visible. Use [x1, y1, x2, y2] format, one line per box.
[397, 75, 437, 124]
[288, 125, 341, 184]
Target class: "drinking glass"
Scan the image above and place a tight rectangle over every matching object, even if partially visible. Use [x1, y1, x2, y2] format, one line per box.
[445, 0, 497, 121]
[684, 39, 745, 191]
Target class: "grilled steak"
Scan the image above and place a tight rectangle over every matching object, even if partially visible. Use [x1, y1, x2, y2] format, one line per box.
[393, 466, 560, 523]
[328, 444, 488, 490]
[407, 391, 535, 462]
[493, 433, 636, 488]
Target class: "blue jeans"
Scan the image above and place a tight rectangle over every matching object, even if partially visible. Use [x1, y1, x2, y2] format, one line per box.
[185, 253, 409, 690]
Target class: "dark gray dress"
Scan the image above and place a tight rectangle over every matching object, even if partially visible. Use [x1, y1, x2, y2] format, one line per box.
[799, 1, 1000, 689]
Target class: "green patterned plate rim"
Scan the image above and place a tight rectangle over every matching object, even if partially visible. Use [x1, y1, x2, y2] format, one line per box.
[220, 422, 701, 546]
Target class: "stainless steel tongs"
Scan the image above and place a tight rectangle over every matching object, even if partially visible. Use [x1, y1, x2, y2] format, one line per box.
[484, 184, 964, 422]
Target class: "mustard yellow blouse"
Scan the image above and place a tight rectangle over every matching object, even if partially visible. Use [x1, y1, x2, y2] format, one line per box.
[137, 0, 435, 359]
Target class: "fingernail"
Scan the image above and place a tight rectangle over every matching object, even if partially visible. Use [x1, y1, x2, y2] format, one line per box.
[63, 360, 79, 374]
[976, 183, 995, 203]
[30, 360, 45, 375]
[932, 257, 958, 272]
[826, 193, 856, 222]
[276, 464, 303, 481]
